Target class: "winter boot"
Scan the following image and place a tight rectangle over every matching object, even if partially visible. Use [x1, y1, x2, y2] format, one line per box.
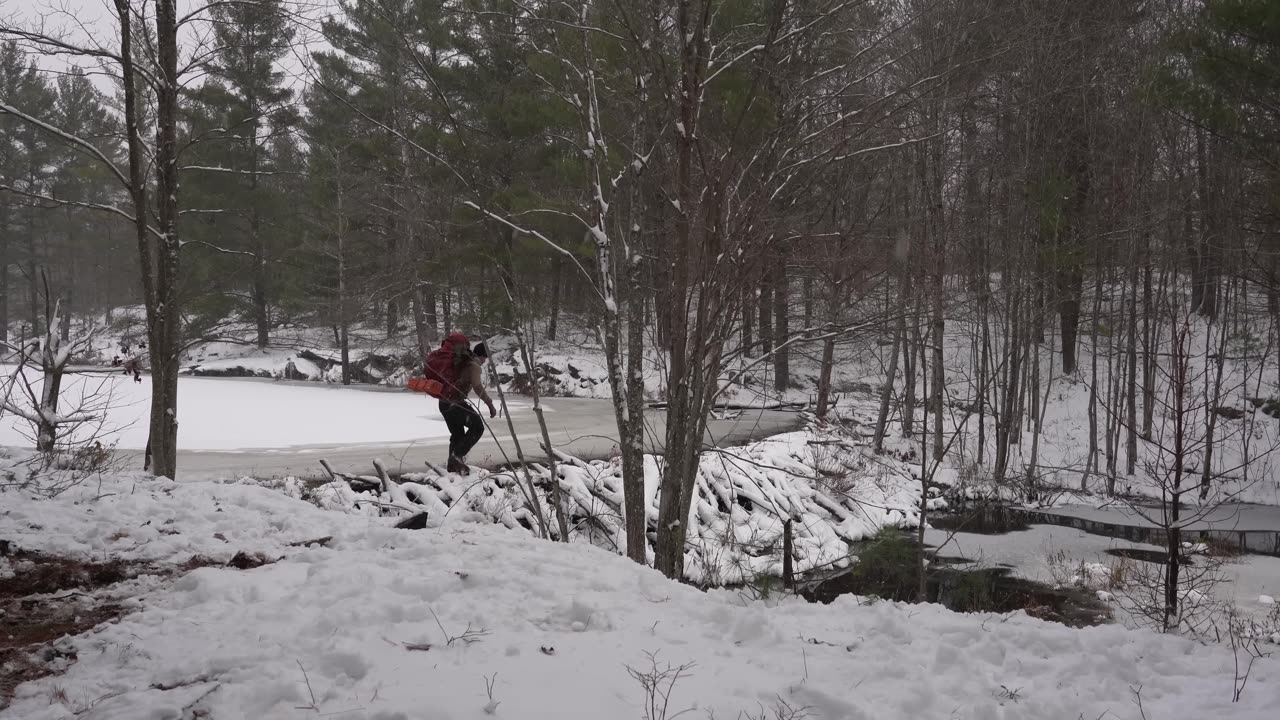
[453, 454, 471, 476]
[446, 454, 462, 474]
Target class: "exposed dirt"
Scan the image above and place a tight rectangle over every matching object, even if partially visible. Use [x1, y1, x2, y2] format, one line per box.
[0, 548, 141, 708]
[0, 543, 277, 709]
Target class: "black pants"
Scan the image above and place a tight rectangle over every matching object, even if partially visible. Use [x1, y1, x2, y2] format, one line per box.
[440, 400, 484, 458]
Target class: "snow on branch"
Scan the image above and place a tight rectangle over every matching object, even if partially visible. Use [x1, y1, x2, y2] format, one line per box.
[177, 239, 255, 257]
[178, 165, 305, 176]
[0, 184, 155, 234]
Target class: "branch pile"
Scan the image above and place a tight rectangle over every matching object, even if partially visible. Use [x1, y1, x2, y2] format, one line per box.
[314, 426, 936, 585]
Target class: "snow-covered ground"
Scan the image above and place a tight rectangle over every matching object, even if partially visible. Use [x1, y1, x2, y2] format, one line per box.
[0, 368, 453, 451]
[2, 475, 1276, 719]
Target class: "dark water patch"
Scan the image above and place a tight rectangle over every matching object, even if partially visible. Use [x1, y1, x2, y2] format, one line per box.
[929, 505, 1031, 535]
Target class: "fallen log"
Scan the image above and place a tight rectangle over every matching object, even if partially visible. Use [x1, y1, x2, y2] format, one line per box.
[395, 512, 430, 530]
[646, 400, 806, 411]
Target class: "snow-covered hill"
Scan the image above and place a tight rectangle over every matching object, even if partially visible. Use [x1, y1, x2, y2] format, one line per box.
[1, 474, 1275, 719]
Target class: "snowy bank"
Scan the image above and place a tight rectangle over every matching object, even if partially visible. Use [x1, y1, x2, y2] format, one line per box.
[0, 474, 1275, 719]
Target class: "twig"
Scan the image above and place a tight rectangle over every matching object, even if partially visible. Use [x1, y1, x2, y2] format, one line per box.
[429, 605, 491, 647]
[296, 660, 319, 711]
[1129, 685, 1148, 720]
[483, 672, 501, 715]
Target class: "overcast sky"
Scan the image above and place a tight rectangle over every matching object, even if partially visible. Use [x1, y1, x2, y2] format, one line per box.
[6, 0, 336, 93]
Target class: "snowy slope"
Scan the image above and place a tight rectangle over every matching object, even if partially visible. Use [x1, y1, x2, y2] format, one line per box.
[2, 476, 1277, 719]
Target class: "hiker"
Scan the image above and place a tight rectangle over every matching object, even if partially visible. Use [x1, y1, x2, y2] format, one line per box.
[122, 357, 142, 383]
[427, 333, 497, 474]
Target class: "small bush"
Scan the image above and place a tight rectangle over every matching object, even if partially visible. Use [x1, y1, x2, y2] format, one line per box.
[849, 529, 918, 601]
[946, 569, 994, 612]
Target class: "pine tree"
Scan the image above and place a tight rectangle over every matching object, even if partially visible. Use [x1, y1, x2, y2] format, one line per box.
[198, 0, 299, 348]
[0, 42, 55, 339]
[48, 69, 121, 334]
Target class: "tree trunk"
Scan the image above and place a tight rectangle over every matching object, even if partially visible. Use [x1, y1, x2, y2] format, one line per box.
[1127, 247, 1139, 477]
[1105, 280, 1121, 489]
[758, 283, 773, 355]
[547, 257, 562, 341]
[1194, 128, 1219, 322]
[442, 281, 452, 333]
[385, 296, 399, 338]
[654, 280, 670, 349]
[145, 0, 184, 481]
[0, 203, 9, 344]
[26, 227, 39, 336]
[816, 336, 836, 419]
[655, 9, 712, 579]
[1026, 302, 1042, 500]
[977, 282, 990, 466]
[424, 288, 438, 340]
[1269, 267, 1280, 389]
[917, 322, 931, 602]
[1086, 268, 1100, 491]
[1164, 317, 1189, 632]
[1201, 325, 1228, 501]
[35, 337, 64, 454]
[931, 267, 944, 462]
[336, 172, 352, 386]
[411, 285, 433, 359]
[495, 223, 518, 331]
[773, 252, 789, 393]
[1057, 266, 1083, 374]
[515, 329, 571, 542]
[622, 255, 648, 564]
[59, 290, 70, 343]
[902, 304, 917, 438]
[994, 286, 1023, 482]
[872, 324, 901, 450]
[741, 288, 754, 358]
[802, 274, 813, 328]
[1143, 250, 1156, 437]
[250, 138, 270, 350]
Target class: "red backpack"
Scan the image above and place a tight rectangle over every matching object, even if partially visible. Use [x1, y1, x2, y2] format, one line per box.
[410, 332, 469, 400]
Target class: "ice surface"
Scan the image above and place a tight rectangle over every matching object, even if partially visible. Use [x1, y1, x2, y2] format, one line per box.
[0, 367, 451, 451]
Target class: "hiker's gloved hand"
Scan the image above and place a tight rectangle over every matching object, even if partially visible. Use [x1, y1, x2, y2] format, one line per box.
[487, 401, 497, 418]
